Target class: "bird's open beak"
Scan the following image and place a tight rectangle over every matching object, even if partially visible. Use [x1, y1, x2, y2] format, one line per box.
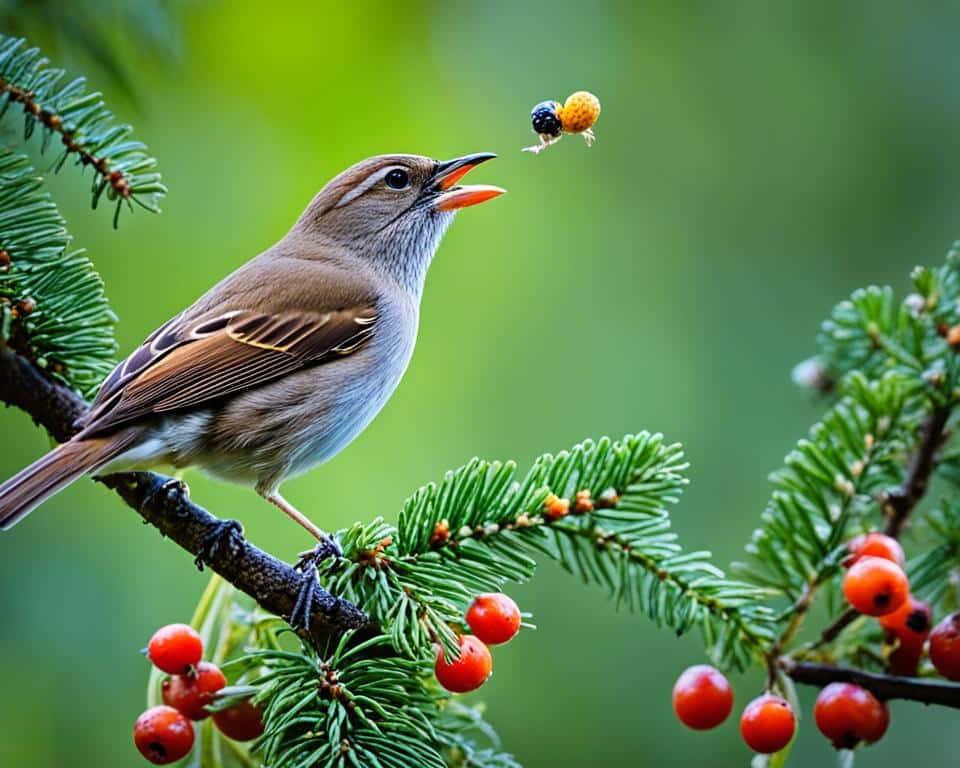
[431, 153, 505, 211]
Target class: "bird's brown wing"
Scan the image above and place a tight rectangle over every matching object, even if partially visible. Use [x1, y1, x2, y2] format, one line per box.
[80, 306, 377, 436]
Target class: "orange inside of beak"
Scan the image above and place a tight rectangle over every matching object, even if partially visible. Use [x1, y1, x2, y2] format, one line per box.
[435, 185, 505, 211]
[438, 163, 478, 190]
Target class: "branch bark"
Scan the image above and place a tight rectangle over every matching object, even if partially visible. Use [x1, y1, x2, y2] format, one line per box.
[782, 659, 960, 709]
[0, 346, 366, 641]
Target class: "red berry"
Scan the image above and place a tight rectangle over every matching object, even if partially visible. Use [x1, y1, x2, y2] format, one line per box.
[212, 698, 265, 742]
[134, 705, 195, 764]
[162, 661, 227, 720]
[672, 665, 734, 730]
[466, 593, 522, 645]
[434, 635, 493, 693]
[845, 533, 905, 569]
[879, 595, 931, 675]
[739, 694, 795, 754]
[147, 624, 203, 675]
[814, 683, 889, 749]
[842, 556, 909, 616]
[930, 612, 960, 681]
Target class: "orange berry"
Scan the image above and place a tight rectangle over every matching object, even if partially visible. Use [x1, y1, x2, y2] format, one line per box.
[558, 91, 600, 134]
[814, 683, 889, 749]
[879, 594, 931, 675]
[543, 493, 570, 521]
[466, 593, 521, 645]
[134, 706, 195, 764]
[842, 556, 909, 616]
[948, 324, 960, 349]
[212, 699, 265, 742]
[147, 624, 203, 675]
[845, 532, 905, 569]
[573, 489, 594, 513]
[435, 635, 493, 693]
[929, 612, 960, 681]
[162, 662, 227, 721]
[672, 665, 733, 730]
[739, 694, 795, 754]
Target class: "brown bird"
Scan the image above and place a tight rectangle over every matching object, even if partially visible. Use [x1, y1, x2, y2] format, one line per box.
[0, 152, 503, 543]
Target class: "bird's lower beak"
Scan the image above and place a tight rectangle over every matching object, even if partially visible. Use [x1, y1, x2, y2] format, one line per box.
[431, 153, 505, 211]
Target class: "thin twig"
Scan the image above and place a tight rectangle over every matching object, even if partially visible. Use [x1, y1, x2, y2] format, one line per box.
[782, 659, 960, 709]
[0, 78, 132, 198]
[883, 405, 952, 538]
[0, 346, 366, 642]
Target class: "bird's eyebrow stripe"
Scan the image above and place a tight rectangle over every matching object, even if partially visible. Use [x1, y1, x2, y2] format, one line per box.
[334, 166, 400, 208]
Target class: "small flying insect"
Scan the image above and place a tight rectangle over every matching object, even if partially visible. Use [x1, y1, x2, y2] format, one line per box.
[523, 91, 601, 154]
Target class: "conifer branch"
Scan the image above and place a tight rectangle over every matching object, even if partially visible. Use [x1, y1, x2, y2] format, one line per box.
[0, 149, 116, 397]
[782, 659, 960, 709]
[0, 35, 165, 225]
[812, 405, 953, 649]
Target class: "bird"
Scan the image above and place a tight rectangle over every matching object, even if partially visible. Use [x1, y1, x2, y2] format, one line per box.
[0, 152, 504, 544]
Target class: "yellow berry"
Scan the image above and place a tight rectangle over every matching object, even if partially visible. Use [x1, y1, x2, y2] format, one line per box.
[558, 91, 600, 134]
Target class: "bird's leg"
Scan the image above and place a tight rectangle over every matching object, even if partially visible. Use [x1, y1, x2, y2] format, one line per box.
[260, 491, 343, 630]
[263, 491, 342, 558]
[581, 128, 596, 147]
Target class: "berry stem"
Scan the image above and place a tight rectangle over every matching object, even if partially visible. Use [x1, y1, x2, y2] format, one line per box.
[781, 659, 960, 710]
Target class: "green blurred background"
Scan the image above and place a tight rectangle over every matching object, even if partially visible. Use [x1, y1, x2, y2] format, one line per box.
[1, 0, 957, 765]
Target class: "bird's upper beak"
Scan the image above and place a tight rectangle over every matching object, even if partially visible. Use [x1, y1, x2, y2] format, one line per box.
[430, 153, 505, 211]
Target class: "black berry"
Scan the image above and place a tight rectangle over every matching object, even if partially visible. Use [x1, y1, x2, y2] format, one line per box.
[531, 101, 562, 137]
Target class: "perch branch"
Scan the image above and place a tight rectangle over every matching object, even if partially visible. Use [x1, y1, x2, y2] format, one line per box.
[782, 659, 960, 709]
[0, 346, 366, 641]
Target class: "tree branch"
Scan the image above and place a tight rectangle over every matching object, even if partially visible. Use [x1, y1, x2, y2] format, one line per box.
[782, 659, 960, 709]
[884, 404, 952, 538]
[0, 346, 366, 641]
[811, 406, 953, 649]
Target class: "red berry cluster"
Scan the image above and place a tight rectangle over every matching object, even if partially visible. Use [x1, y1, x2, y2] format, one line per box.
[843, 532, 960, 681]
[672, 666, 795, 754]
[134, 623, 265, 765]
[673, 531, 960, 757]
[434, 593, 522, 693]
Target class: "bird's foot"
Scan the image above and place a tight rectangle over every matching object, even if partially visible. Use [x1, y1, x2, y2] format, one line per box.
[581, 128, 596, 147]
[288, 535, 342, 631]
[289, 569, 319, 632]
[194, 518, 244, 570]
[295, 534, 342, 572]
[142, 476, 190, 513]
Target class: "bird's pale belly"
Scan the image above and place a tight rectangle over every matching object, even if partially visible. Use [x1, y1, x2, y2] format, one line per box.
[183, 326, 413, 491]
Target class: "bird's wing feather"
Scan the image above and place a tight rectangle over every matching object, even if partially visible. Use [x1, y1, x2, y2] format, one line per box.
[81, 305, 377, 436]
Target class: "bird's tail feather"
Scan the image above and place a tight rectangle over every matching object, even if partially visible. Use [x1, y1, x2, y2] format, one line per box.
[0, 434, 135, 530]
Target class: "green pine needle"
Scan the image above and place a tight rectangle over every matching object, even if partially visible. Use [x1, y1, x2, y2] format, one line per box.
[0, 147, 115, 396]
[0, 34, 166, 225]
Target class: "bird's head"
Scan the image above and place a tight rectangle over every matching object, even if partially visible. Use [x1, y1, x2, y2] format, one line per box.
[293, 153, 504, 293]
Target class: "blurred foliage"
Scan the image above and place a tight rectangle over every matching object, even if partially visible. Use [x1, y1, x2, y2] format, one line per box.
[0, 0, 185, 103]
[2, 1, 960, 767]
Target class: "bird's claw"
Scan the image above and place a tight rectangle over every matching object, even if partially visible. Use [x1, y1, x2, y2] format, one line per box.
[194, 518, 244, 570]
[289, 535, 342, 631]
[142, 477, 189, 514]
[289, 569, 318, 631]
[296, 534, 342, 570]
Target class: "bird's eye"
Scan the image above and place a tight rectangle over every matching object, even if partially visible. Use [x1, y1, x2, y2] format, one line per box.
[385, 168, 410, 190]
